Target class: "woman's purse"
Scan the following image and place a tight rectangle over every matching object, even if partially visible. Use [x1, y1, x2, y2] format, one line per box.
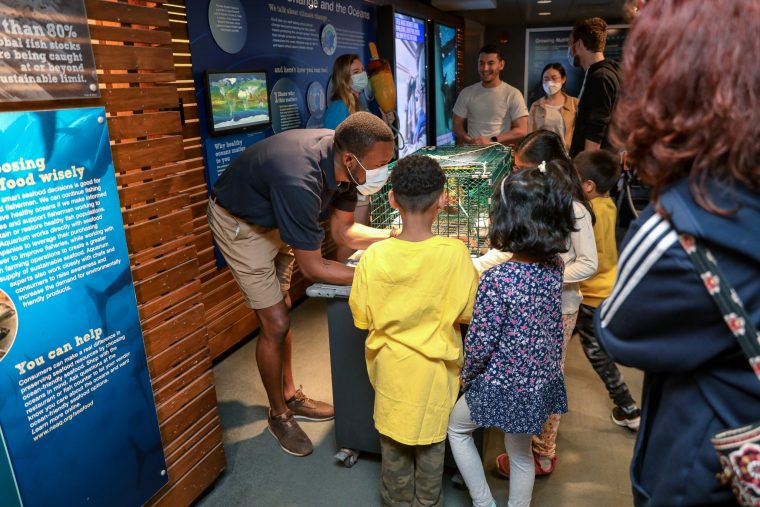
[676, 232, 760, 506]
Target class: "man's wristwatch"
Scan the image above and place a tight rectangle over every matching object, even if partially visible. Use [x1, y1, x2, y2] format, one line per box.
[490, 136, 498, 143]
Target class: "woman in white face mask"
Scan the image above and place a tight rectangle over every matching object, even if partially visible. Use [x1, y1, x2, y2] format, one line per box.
[324, 54, 370, 130]
[528, 63, 579, 151]
[325, 54, 384, 260]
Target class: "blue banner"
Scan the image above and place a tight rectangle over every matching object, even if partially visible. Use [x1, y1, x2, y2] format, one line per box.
[186, 0, 377, 189]
[0, 108, 167, 507]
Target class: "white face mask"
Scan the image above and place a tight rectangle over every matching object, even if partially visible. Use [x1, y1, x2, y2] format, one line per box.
[543, 81, 562, 96]
[351, 71, 369, 93]
[349, 154, 389, 196]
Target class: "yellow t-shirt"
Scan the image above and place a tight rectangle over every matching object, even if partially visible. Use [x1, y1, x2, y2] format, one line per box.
[580, 196, 618, 307]
[349, 236, 478, 445]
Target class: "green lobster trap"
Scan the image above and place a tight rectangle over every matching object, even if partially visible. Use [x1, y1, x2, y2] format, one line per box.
[370, 144, 513, 255]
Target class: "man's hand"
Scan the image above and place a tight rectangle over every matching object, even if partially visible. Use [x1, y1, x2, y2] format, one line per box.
[293, 248, 355, 285]
[471, 136, 491, 145]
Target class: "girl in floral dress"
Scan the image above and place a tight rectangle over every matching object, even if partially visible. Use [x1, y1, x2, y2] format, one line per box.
[448, 161, 577, 507]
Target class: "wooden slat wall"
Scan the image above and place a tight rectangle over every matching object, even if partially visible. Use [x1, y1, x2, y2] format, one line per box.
[161, 1, 257, 361]
[93, 0, 228, 504]
[1, 1, 225, 505]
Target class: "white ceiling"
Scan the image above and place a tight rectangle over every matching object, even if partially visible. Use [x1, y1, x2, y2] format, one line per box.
[432, 0, 628, 27]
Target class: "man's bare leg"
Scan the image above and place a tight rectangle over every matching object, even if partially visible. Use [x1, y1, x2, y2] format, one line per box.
[254, 300, 290, 415]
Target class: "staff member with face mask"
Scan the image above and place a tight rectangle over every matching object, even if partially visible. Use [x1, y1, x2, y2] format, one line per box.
[528, 63, 578, 152]
[207, 112, 395, 458]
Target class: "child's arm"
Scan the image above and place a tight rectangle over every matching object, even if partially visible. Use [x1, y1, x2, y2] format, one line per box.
[563, 202, 598, 283]
[348, 255, 370, 329]
[456, 249, 480, 324]
[460, 271, 506, 385]
[472, 248, 512, 275]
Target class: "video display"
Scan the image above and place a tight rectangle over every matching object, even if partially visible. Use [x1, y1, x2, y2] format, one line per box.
[434, 23, 457, 146]
[394, 13, 427, 157]
[205, 70, 271, 136]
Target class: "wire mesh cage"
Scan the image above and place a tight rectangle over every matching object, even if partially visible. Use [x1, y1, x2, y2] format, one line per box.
[370, 144, 513, 255]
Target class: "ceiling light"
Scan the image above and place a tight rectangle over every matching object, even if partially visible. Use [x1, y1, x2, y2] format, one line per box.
[537, 0, 552, 3]
[538, 11, 552, 15]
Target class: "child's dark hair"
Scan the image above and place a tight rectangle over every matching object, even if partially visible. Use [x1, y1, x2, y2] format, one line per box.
[516, 129, 570, 166]
[490, 161, 577, 258]
[574, 150, 621, 194]
[390, 155, 446, 212]
[516, 130, 596, 225]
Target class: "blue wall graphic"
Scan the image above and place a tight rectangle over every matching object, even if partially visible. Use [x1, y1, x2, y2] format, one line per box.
[186, 0, 377, 189]
[0, 107, 167, 507]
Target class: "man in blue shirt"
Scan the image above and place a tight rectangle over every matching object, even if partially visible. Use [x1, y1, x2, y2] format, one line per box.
[208, 112, 395, 456]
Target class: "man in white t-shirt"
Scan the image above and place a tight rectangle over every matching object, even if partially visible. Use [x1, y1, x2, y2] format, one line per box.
[453, 44, 529, 145]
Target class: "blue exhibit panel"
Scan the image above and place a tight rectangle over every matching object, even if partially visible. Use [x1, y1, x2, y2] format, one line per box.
[0, 108, 167, 507]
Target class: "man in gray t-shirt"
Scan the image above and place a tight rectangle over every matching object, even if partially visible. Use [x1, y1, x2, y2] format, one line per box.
[453, 44, 528, 146]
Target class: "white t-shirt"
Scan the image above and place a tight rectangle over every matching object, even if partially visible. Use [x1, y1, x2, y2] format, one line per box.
[452, 81, 529, 138]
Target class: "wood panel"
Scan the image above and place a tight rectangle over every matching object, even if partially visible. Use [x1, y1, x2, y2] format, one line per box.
[102, 87, 179, 112]
[113, 136, 185, 171]
[89, 24, 173, 45]
[125, 209, 194, 252]
[108, 112, 182, 139]
[83, 2, 226, 506]
[94, 45, 176, 71]
[86, 0, 171, 27]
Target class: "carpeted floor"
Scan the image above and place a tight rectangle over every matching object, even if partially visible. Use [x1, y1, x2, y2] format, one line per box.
[195, 298, 642, 506]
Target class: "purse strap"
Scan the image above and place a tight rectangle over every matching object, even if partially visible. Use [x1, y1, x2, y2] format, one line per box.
[675, 232, 760, 380]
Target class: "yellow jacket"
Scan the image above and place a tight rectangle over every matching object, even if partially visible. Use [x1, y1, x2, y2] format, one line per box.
[580, 197, 618, 307]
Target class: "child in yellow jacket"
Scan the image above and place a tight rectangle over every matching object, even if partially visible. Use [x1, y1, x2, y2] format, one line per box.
[349, 155, 478, 505]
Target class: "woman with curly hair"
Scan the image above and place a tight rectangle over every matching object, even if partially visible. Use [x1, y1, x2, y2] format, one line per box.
[597, 1, 760, 505]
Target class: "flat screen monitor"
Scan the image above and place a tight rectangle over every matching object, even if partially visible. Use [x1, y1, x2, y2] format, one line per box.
[394, 13, 428, 157]
[205, 70, 271, 136]
[434, 23, 457, 146]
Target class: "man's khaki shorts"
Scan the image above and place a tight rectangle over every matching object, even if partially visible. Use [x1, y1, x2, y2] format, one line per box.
[207, 199, 294, 310]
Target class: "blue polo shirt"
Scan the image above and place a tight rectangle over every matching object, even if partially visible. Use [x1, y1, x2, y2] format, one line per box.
[212, 129, 357, 250]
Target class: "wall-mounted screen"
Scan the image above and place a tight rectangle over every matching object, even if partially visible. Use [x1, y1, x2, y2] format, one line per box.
[433, 23, 457, 146]
[394, 13, 428, 157]
[205, 70, 271, 136]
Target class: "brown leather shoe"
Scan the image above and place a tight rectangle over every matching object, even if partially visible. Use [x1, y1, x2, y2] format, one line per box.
[268, 409, 313, 457]
[286, 386, 334, 421]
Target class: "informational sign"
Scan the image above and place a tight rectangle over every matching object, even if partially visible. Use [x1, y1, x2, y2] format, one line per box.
[433, 23, 456, 146]
[524, 25, 627, 108]
[186, 0, 376, 189]
[0, 108, 167, 507]
[0, 0, 99, 102]
[394, 12, 427, 157]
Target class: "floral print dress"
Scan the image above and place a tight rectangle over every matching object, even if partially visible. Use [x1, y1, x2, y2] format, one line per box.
[462, 256, 568, 434]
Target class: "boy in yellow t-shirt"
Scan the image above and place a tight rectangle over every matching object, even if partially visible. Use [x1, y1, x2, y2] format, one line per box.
[349, 155, 478, 506]
[575, 150, 640, 431]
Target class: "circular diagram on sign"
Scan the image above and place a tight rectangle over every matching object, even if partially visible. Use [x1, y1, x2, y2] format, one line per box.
[208, 0, 248, 54]
[321, 24, 338, 56]
[0, 289, 19, 361]
[306, 81, 326, 118]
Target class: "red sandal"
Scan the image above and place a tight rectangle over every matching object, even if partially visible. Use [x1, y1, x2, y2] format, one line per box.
[495, 451, 557, 478]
